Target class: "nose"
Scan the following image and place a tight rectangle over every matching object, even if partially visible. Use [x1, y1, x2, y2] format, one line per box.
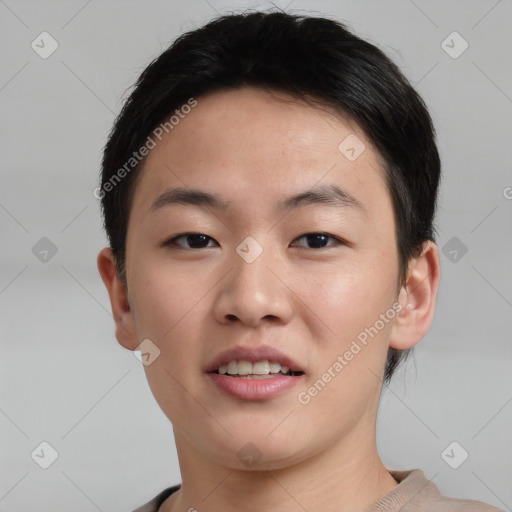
[212, 243, 294, 328]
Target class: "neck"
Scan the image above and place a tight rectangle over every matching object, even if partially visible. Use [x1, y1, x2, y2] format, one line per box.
[161, 423, 397, 512]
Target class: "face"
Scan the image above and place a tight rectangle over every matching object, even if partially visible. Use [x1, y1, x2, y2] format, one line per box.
[122, 86, 402, 469]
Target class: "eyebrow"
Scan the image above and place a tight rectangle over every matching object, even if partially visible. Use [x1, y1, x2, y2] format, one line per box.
[149, 183, 366, 215]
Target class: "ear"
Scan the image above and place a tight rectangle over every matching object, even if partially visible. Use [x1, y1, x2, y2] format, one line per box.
[389, 240, 440, 350]
[97, 247, 140, 351]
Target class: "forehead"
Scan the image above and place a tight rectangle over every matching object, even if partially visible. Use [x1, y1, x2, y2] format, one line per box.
[130, 86, 389, 221]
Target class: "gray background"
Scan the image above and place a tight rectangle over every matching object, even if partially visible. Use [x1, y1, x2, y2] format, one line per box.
[1, 0, 511, 510]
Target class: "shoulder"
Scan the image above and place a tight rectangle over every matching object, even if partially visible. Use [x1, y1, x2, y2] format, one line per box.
[132, 484, 181, 512]
[366, 469, 505, 512]
[426, 496, 504, 512]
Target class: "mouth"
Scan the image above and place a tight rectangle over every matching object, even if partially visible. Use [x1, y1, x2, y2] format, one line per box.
[204, 345, 305, 400]
[209, 360, 305, 379]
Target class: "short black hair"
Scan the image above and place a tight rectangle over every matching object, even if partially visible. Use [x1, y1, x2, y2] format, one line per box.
[99, 10, 441, 383]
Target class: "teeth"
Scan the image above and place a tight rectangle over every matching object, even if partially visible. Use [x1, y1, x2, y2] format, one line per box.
[269, 362, 281, 373]
[226, 361, 238, 375]
[216, 360, 294, 376]
[252, 360, 270, 375]
[238, 360, 252, 375]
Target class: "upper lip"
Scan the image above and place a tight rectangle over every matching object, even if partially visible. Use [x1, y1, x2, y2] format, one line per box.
[204, 345, 305, 373]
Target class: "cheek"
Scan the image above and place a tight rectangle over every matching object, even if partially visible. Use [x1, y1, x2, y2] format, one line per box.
[134, 270, 206, 420]
[291, 267, 394, 428]
[130, 263, 212, 373]
[297, 258, 397, 343]
[131, 263, 198, 334]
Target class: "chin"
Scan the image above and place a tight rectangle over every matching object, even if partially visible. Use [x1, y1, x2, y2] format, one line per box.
[201, 430, 314, 471]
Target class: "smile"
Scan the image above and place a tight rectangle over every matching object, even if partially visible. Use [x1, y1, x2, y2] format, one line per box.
[213, 359, 304, 377]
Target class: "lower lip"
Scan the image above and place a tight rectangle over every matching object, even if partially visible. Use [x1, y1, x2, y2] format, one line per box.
[206, 373, 303, 401]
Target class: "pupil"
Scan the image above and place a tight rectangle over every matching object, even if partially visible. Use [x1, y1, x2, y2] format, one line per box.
[187, 234, 209, 248]
[307, 233, 327, 248]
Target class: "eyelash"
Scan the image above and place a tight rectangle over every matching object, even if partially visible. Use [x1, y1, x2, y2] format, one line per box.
[164, 232, 345, 250]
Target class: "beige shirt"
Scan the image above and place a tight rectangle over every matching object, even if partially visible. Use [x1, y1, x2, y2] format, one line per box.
[132, 469, 504, 512]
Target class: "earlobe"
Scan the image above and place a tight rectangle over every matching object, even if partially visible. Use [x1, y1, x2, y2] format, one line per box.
[96, 247, 140, 351]
[389, 241, 440, 350]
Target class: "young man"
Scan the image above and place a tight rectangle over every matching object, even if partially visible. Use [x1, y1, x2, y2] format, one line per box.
[96, 11, 503, 512]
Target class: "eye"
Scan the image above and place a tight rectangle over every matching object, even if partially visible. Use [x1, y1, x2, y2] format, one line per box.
[165, 232, 217, 249]
[291, 232, 344, 249]
[164, 232, 345, 250]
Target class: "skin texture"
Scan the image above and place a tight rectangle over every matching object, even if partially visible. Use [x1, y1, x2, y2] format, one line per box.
[98, 86, 440, 512]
